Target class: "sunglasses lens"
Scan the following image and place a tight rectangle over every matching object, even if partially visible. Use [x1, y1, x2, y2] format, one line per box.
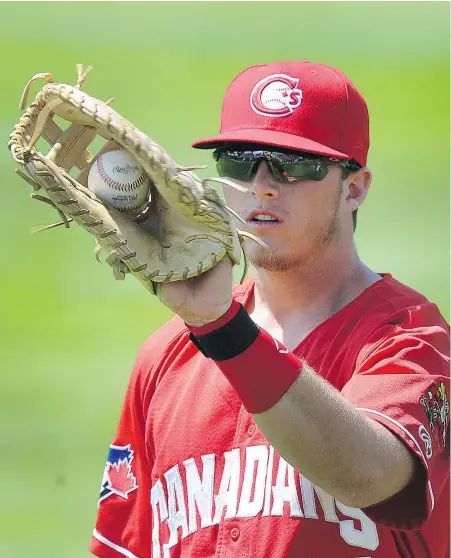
[280, 161, 329, 182]
[216, 155, 254, 180]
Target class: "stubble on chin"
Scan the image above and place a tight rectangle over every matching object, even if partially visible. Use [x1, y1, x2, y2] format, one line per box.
[249, 245, 303, 272]
[249, 209, 341, 273]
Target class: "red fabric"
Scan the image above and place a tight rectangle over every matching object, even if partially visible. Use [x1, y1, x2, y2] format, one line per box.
[192, 60, 369, 166]
[341, 314, 450, 536]
[212, 327, 302, 413]
[90, 275, 450, 558]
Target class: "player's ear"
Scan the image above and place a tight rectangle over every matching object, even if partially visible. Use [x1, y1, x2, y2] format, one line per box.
[343, 167, 372, 212]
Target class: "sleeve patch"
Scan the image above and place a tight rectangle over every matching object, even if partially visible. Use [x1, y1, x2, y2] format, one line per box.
[99, 443, 138, 503]
[419, 382, 450, 450]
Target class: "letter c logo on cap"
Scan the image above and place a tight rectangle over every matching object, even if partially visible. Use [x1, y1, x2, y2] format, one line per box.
[250, 74, 303, 117]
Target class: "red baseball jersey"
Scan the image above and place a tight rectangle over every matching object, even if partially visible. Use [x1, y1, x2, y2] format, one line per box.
[90, 274, 450, 558]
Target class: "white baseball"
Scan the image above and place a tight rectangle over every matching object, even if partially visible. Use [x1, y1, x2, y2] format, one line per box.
[88, 149, 150, 212]
[260, 81, 292, 110]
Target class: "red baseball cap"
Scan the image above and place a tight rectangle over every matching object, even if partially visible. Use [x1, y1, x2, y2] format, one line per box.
[192, 60, 369, 167]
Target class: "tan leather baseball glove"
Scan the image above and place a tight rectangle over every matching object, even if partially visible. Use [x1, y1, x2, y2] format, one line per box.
[9, 65, 257, 294]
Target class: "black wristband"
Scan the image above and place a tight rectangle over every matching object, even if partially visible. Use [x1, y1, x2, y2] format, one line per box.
[189, 305, 260, 360]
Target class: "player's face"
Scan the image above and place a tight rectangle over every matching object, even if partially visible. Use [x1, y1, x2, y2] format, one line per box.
[222, 159, 351, 272]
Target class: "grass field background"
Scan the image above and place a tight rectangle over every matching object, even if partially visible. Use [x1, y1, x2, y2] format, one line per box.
[0, 2, 449, 557]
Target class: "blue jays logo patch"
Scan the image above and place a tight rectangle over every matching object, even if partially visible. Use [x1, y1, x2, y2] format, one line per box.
[99, 444, 138, 503]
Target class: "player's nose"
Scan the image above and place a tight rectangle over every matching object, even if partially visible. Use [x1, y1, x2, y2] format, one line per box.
[248, 161, 280, 200]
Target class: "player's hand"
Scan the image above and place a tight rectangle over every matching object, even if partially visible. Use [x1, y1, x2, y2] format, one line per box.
[155, 258, 234, 327]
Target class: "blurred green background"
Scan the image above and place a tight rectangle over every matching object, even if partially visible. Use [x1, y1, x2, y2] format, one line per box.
[0, 2, 449, 557]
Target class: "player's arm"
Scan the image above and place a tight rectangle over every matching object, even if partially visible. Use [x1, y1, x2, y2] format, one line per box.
[188, 301, 450, 513]
[251, 365, 418, 508]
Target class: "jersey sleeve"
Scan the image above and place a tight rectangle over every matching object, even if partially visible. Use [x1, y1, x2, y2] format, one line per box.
[89, 316, 187, 558]
[89, 344, 152, 558]
[341, 317, 450, 530]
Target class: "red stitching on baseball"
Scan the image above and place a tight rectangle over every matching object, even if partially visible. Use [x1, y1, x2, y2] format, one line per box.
[97, 155, 146, 192]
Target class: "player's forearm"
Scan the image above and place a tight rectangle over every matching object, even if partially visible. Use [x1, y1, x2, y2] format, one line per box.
[251, 364, 418, 508]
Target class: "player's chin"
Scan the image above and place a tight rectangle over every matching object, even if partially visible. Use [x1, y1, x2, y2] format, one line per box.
[247, 244, 296, 272]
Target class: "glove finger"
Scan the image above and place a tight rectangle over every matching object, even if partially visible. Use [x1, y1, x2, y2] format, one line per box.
[105, 250, 129, 281]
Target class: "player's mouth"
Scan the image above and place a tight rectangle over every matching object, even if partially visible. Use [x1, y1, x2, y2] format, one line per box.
[246, 209, 282, 228]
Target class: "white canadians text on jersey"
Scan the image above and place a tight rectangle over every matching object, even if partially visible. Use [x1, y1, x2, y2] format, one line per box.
[150, 443, 379, 557]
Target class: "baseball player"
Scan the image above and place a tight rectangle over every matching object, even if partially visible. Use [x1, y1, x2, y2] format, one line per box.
[89, 61, 450, 557]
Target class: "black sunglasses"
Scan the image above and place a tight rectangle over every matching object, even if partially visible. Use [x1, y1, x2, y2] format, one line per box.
[213, 149, 357, 184]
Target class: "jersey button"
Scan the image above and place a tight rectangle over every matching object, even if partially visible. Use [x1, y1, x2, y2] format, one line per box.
[247, 424, 255, 437]
[230, 527, 240, 541]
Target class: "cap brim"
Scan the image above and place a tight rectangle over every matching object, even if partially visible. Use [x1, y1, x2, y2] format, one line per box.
[192, 129, 351, 160]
